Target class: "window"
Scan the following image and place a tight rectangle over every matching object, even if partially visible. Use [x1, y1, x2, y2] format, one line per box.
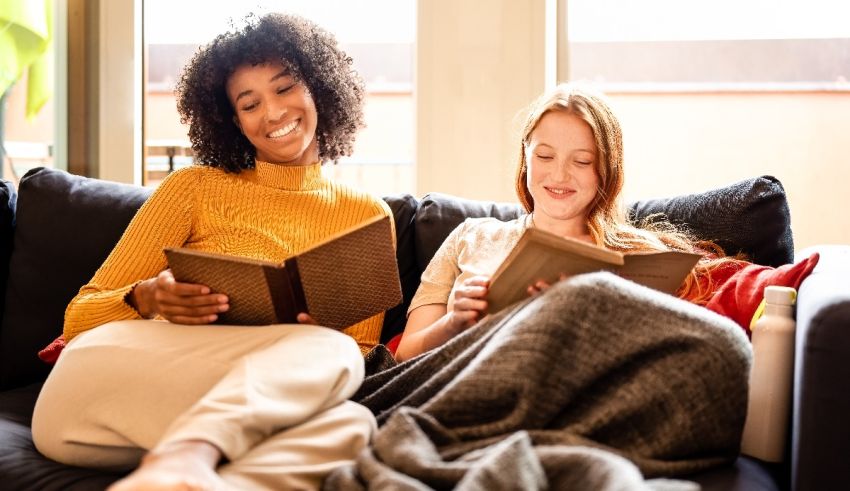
[1, 75, 55, 184]
[561, 0, 850, 252]
[143, 0, 415, 196]
[565, 0, 850, 91]
[1, 0, 60, 185]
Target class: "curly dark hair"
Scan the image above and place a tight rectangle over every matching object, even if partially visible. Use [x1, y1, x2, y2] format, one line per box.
[175, 13, 366, 172]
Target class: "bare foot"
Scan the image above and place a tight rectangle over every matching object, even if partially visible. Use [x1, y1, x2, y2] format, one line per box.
[108, 440, 230, 491]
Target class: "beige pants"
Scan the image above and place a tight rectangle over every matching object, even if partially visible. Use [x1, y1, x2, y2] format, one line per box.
[32, 320, 376, 490]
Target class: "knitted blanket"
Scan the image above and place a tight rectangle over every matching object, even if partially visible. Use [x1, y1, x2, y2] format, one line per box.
[326, 272, 752, 490]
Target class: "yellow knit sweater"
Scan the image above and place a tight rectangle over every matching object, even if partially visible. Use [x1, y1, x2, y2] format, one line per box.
[64, 161, 393, 354]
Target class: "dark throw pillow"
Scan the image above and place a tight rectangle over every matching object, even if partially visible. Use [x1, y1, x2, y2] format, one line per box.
[0, 168, 152, 390]
[414, 192, 525, 272]
[0, 179, 17, 328]
[629, 175, 793, 267]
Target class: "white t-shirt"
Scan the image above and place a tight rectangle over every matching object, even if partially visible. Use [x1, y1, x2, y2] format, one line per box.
[408, 215, 533, 314]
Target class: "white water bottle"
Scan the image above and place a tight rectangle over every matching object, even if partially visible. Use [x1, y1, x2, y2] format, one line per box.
[740, 285, 797, 462]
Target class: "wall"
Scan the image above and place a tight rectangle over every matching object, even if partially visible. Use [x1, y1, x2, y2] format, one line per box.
[612, 91, 850, 253]
[97, 0, 141, 185]
[416, 0, 547, 202]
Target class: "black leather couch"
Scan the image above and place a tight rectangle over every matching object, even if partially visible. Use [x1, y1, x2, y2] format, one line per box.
[1, 167, 848, 490]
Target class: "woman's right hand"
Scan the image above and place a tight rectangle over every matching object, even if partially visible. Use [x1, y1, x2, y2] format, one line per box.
[395, 275, 491, 362]
[128, 269, 229, 324]
[446, 275, 490, 334]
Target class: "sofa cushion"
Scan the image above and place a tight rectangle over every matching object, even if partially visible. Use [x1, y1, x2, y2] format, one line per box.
[629, 175, 793, 267]
[0, 386, 776, 491]
[0, 383, 123, 490]
[414, 192, 524, 272]
[0, 179, 16, 328]
[0, 168, 152, 390]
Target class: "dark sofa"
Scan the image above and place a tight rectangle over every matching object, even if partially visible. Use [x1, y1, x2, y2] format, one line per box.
[1, 167, 848, 490]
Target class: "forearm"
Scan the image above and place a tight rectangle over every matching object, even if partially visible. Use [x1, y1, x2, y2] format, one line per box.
[395, 311, 461, 362]
[64, 281, 146, 340]
[64, 260, 167, 339]
[127, 278, 158, 318]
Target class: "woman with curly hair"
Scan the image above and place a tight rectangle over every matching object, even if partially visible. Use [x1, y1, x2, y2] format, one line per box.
[32, 13, 387, 491]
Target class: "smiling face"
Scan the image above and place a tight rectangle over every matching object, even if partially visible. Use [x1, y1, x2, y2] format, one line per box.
[524, 110, 601, 238]
[226, 61, 319, 166]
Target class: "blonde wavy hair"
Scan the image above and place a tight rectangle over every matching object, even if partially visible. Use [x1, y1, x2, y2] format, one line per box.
[514, 83, 746, 304]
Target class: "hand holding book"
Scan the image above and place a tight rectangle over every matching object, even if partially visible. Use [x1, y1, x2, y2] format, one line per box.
[127, 268, 231, 325]
[446, 275, 490, 333]
[485, 227, 701, 314]
[165, 215, 402, 330]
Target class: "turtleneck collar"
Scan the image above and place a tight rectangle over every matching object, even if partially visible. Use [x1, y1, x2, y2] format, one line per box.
[242, 160, 324, 190]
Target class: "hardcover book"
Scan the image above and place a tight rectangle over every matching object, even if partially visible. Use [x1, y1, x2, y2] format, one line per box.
[164, 215, 402, 330]
[486, 227, 701, 313]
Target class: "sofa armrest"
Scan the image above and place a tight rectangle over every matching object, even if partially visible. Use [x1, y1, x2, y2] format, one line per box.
[792, 245, 850, 491]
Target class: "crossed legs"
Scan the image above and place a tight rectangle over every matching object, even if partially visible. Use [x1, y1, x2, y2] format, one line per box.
[32, 320, 375, 490]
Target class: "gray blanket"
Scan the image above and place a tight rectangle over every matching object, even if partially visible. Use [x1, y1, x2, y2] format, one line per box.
[326, 272, 751, 490]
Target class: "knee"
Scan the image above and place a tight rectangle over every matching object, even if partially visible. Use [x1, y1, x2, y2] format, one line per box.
[263, 326, 365, 401]
[299, 327, 365, 386]
[324, 333, 365, 400]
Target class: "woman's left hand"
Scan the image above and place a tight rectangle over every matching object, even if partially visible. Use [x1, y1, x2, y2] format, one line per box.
[526, 274, 569, 296]
[296, 313, 318, 325]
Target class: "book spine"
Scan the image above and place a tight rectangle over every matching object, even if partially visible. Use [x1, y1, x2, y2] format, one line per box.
[282, 258, 309, 320]
[263, 266, 298, 324]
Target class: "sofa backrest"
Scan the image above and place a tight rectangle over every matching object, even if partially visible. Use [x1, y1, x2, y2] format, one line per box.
[376, 175, 794, 346]
[0, 168, 793, 389]
[0, 168, 152, 389]
[412, 175, 793, 273]
[0, 168, 426, 387]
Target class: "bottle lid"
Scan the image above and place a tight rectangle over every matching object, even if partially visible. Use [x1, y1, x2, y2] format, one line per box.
[764, 285, 797, 306]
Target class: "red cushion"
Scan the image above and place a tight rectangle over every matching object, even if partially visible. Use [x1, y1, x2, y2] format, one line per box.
[704, 253, 819, 336]
[38, 335, 65, 364]
[385, 332, 403, 355]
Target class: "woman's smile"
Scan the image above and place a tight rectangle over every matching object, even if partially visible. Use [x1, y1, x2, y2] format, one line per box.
[543, 185, 577, 199]
[268, 119, 300, 139]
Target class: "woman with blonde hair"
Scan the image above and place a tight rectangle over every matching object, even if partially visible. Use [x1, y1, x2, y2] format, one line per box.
[330, 83, 753, 489]
[396, 83, 742, 361]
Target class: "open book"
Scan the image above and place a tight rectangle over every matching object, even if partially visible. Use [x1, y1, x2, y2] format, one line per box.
[486, 227, 701, 314]
[164, 215, 402, 330]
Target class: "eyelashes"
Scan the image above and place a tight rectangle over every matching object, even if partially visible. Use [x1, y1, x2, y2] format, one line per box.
[534, 155, 594, 166]
[239, 84, 297, 113]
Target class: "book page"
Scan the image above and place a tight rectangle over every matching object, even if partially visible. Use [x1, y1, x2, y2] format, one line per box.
[486, 228, 624, 314]
[292, 215, 402, 330]
[619, 252, 701, 294]
[164, 248, 283, 325]
[165, 215, 402, 330]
